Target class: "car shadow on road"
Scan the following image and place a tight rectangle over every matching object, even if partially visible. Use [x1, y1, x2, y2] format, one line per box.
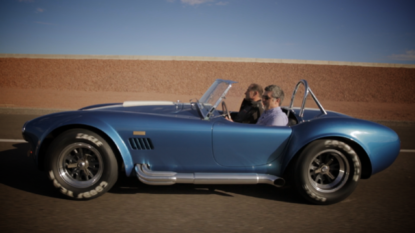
[0, 143, 62, 199]
[0, 143, 306, 204]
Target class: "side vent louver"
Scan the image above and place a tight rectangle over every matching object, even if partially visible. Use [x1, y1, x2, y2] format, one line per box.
[129, 138, 154, 150]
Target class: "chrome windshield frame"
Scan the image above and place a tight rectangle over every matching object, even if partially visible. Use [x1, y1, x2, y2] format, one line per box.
[197, 79, 237, 120]
[287, 80, 327, 121]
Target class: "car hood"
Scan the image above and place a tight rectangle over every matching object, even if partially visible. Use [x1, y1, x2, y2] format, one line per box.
[79, 101, 201, 119]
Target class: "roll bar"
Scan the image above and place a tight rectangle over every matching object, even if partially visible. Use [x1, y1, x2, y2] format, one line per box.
[287, 80, 327, 120]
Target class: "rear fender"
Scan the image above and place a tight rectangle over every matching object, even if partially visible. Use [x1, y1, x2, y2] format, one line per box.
[281, 117, 400, 176]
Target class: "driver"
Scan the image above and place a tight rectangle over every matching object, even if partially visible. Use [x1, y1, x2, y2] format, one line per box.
[229, 83, 264, 124]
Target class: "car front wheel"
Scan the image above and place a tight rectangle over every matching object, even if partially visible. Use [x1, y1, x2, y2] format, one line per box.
[46, 129, 118, 199]
[294, 139, 361, 205]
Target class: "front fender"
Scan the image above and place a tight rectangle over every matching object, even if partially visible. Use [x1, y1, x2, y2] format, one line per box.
[25, 111, 134, 176]
[282, 117, 400, 176]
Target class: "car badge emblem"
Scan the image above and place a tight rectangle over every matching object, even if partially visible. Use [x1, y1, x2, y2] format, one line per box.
[133, 131, 146, 136]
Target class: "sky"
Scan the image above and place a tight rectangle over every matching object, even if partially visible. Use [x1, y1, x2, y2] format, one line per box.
[1, 0, 415, 64]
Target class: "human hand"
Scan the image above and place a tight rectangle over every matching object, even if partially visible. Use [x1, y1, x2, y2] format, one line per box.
[225, 116, 233, 122]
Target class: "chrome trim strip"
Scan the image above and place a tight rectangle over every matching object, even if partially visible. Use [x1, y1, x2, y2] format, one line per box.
[257, 174, 280, 186]
[400, 149, 415, 153]
[0, 139, 27, 143]
[193, 173, 259, 185]
[83, 104, 123, 111]
[135, 164, 176, 184]
[138, 177, 175, 186]
[141, 164, 176, 177]
[123, 101, 175, 107]
[135, 164, 285, 187]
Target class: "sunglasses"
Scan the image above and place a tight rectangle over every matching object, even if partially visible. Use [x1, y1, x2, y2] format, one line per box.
[262, 95, 274, 100]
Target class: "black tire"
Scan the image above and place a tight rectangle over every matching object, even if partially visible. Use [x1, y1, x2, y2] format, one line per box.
[293, 139, 361, 205]
[46, 129, 118, 200]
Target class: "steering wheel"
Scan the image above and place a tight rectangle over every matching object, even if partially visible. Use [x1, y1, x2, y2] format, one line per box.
[222, 101, 231, 119]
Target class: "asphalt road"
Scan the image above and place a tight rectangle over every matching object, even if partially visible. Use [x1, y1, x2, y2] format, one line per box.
[0, 114, 414, 233]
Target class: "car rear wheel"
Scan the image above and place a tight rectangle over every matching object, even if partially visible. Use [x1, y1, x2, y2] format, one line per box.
[294, 139, 361, 205]
[46, 129, 118, 199]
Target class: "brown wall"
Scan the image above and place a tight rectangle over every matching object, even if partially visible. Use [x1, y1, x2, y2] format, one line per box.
[1, 58, 415, 104]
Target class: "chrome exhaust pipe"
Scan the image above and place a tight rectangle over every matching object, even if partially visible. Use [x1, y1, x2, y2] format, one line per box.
[135, 164, 285, 188]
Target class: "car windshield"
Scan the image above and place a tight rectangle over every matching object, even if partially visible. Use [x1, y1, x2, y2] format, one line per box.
[197, 79, 237, 119]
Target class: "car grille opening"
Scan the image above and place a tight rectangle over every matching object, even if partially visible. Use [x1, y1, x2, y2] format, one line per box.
[129, 138, 154, 150]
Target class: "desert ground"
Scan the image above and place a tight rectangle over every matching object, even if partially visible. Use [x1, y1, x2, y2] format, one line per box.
[1, 57, 414, 121]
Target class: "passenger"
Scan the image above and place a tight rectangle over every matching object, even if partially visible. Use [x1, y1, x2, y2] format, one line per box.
[229, 83, 264, 124]
[256, 85, 288, 127]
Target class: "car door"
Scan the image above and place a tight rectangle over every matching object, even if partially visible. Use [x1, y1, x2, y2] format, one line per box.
[114, 113, 216, 173]
[212, 118, 292, 167]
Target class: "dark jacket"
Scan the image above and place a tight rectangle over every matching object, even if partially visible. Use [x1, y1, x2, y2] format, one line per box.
[231, 99, 264, 124]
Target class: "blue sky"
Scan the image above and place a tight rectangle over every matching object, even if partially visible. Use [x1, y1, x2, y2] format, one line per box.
[1, 0, 414, 64]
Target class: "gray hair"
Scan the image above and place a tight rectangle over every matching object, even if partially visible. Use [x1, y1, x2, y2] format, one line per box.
[265, 85, 284, 104]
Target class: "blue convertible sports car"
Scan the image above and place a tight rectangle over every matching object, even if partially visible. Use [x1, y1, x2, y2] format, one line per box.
[22, 79, 400, 204]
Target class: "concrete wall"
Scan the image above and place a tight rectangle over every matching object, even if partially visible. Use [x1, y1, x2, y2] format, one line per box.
[1, 54, 414, 105]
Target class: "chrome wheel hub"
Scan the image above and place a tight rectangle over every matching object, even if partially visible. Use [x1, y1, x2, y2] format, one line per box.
[78, 160, 89, 169]
[321, 165, 329, 174]
[57, 143, 104, 188]
[308, 149, 350, 193]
